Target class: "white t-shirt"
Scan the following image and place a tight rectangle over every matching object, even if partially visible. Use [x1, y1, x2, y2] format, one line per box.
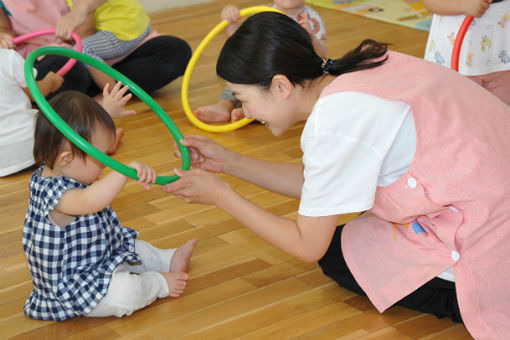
[424, 2, 510, 76]
[0, 49, 38, 177]
[299, 92, 415, 217]
[297, 92, 458, 281]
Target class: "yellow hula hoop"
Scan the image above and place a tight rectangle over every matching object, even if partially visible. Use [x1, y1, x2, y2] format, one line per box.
[181, 6, 284, 133]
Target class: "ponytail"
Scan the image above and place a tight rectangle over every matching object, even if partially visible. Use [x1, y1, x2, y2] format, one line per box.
[325, 39, 388, 76]
[217, 12, 388, 88]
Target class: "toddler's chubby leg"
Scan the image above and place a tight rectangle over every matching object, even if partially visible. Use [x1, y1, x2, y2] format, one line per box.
[170, 238, 198, 272]
[86, 263, 172, 317]
[161, 272, 189, 297]
[130, 238, 197, 274]
[194, 99, 235, 123]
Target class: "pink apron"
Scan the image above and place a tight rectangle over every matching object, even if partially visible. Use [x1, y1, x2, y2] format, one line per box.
[321, 51, 510, 339]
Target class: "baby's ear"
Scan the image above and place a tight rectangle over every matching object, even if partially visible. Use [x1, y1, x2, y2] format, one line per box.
[57, 150, 74, 168]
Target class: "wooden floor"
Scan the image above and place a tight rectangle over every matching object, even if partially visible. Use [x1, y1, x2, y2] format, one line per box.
[0, 1, 474, 339]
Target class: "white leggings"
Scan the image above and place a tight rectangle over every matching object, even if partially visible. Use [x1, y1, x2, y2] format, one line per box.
[86, 240, 176, 317]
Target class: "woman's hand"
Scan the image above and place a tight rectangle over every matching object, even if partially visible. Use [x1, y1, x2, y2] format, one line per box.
[101, 82, 136, 119]
[161, 168, 232, 205]
[174, 135, 233, 173]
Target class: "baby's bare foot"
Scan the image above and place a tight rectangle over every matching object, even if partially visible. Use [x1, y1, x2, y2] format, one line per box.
[107, 128, 124, 155]
[170, 238, 197, 273]
[162, 272, 189, 297]
[230, 108, 245, 122]
[194, 100, 233, 123]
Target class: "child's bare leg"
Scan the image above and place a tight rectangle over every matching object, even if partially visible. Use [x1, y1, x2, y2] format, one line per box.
[161, 272, 189, 297]
[170, 238, 197, 273]
[231, 107, 245, 122]
[194, 99, 235, 123]
[89, 67, 117, 92]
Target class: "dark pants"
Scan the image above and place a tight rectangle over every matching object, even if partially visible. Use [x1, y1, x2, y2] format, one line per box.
[318, 224, 463, 323]
[34, 35, 192, 97]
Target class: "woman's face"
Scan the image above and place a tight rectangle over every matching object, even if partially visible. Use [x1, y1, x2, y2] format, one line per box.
[227, 81, 298, 137]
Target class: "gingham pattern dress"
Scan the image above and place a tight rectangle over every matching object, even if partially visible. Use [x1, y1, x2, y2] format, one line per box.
[22, 166, 140, 321]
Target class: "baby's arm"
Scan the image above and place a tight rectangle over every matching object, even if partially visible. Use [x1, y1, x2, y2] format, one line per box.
[100, 82, 136, 119]
[423, 0, 492, 17]
[74, 11, 96, 38]
[221, 5, 241, 37]
[54, 162, 156, 216]
[22, 72, 64, 100]
[0, 8, 14, 49]
[56, 0, 106, 40]
[298, 13, 327, 58]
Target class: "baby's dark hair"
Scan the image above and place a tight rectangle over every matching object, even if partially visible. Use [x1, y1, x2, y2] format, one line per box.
[34, 91, 116, 169]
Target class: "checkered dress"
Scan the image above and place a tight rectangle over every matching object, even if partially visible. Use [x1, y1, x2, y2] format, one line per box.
[22, 166, 140, 321]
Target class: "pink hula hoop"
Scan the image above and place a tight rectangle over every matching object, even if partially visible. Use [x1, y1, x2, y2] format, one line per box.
[13, 28, 83, 76]
[451, 16, 474, 71]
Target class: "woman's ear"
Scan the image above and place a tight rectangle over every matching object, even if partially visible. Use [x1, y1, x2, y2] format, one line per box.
[270, 74, 293, 100]
[57, 150, 74, 168]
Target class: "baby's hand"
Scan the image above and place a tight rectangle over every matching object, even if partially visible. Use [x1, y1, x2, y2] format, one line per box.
[221, 5, 241, 36]
[102, 82, 136, 119]
[44, 72, 64, 93]
[463, 0, 491, 17]
[221, 5, 241, 23]
[56, 10, 87, 41]
[297, 12, 313, 35]
[128, 161, 157, 190]
[0, 32, 14, 49]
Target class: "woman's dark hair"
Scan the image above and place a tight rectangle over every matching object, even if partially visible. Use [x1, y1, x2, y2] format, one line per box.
[34, 91, 116, 169]
[217, 12, 388, 88]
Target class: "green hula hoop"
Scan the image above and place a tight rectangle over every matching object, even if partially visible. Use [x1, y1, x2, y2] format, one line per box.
[25, 46, 190, 185]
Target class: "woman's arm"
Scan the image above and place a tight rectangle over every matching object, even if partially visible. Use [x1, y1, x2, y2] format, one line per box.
[423, 0, 491, 17]
[225, 151, 304, 199]
[163, 168, 338, 262]
[178, 135, 304, 198]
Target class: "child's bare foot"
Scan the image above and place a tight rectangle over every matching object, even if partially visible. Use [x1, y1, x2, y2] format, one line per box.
[194, 99, 234, 123]
[161, 272, 189, 297]
[107, 128, 125, 155]
[170, 238, 197, 273]
[231, 108, 245, 122]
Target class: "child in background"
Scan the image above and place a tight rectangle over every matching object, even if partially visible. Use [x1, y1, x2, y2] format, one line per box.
[423, 0, 510, 105]
[0, 45, 133, 177]
[0, 48, 63, 177]
[193, 0, 327, 123]
[23, 90, 197, 320]
[57, 0, 152, 91]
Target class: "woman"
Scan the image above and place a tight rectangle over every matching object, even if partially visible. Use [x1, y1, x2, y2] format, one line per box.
[162, 12, 510, 339]
[0, 0, 191, 95]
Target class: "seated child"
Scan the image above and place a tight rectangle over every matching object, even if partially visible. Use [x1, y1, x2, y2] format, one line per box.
[23, 90, 197, 320]
[0, 48, 63, 177]
[58, 0, 152, 91]
[194, 0, 327, 123]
